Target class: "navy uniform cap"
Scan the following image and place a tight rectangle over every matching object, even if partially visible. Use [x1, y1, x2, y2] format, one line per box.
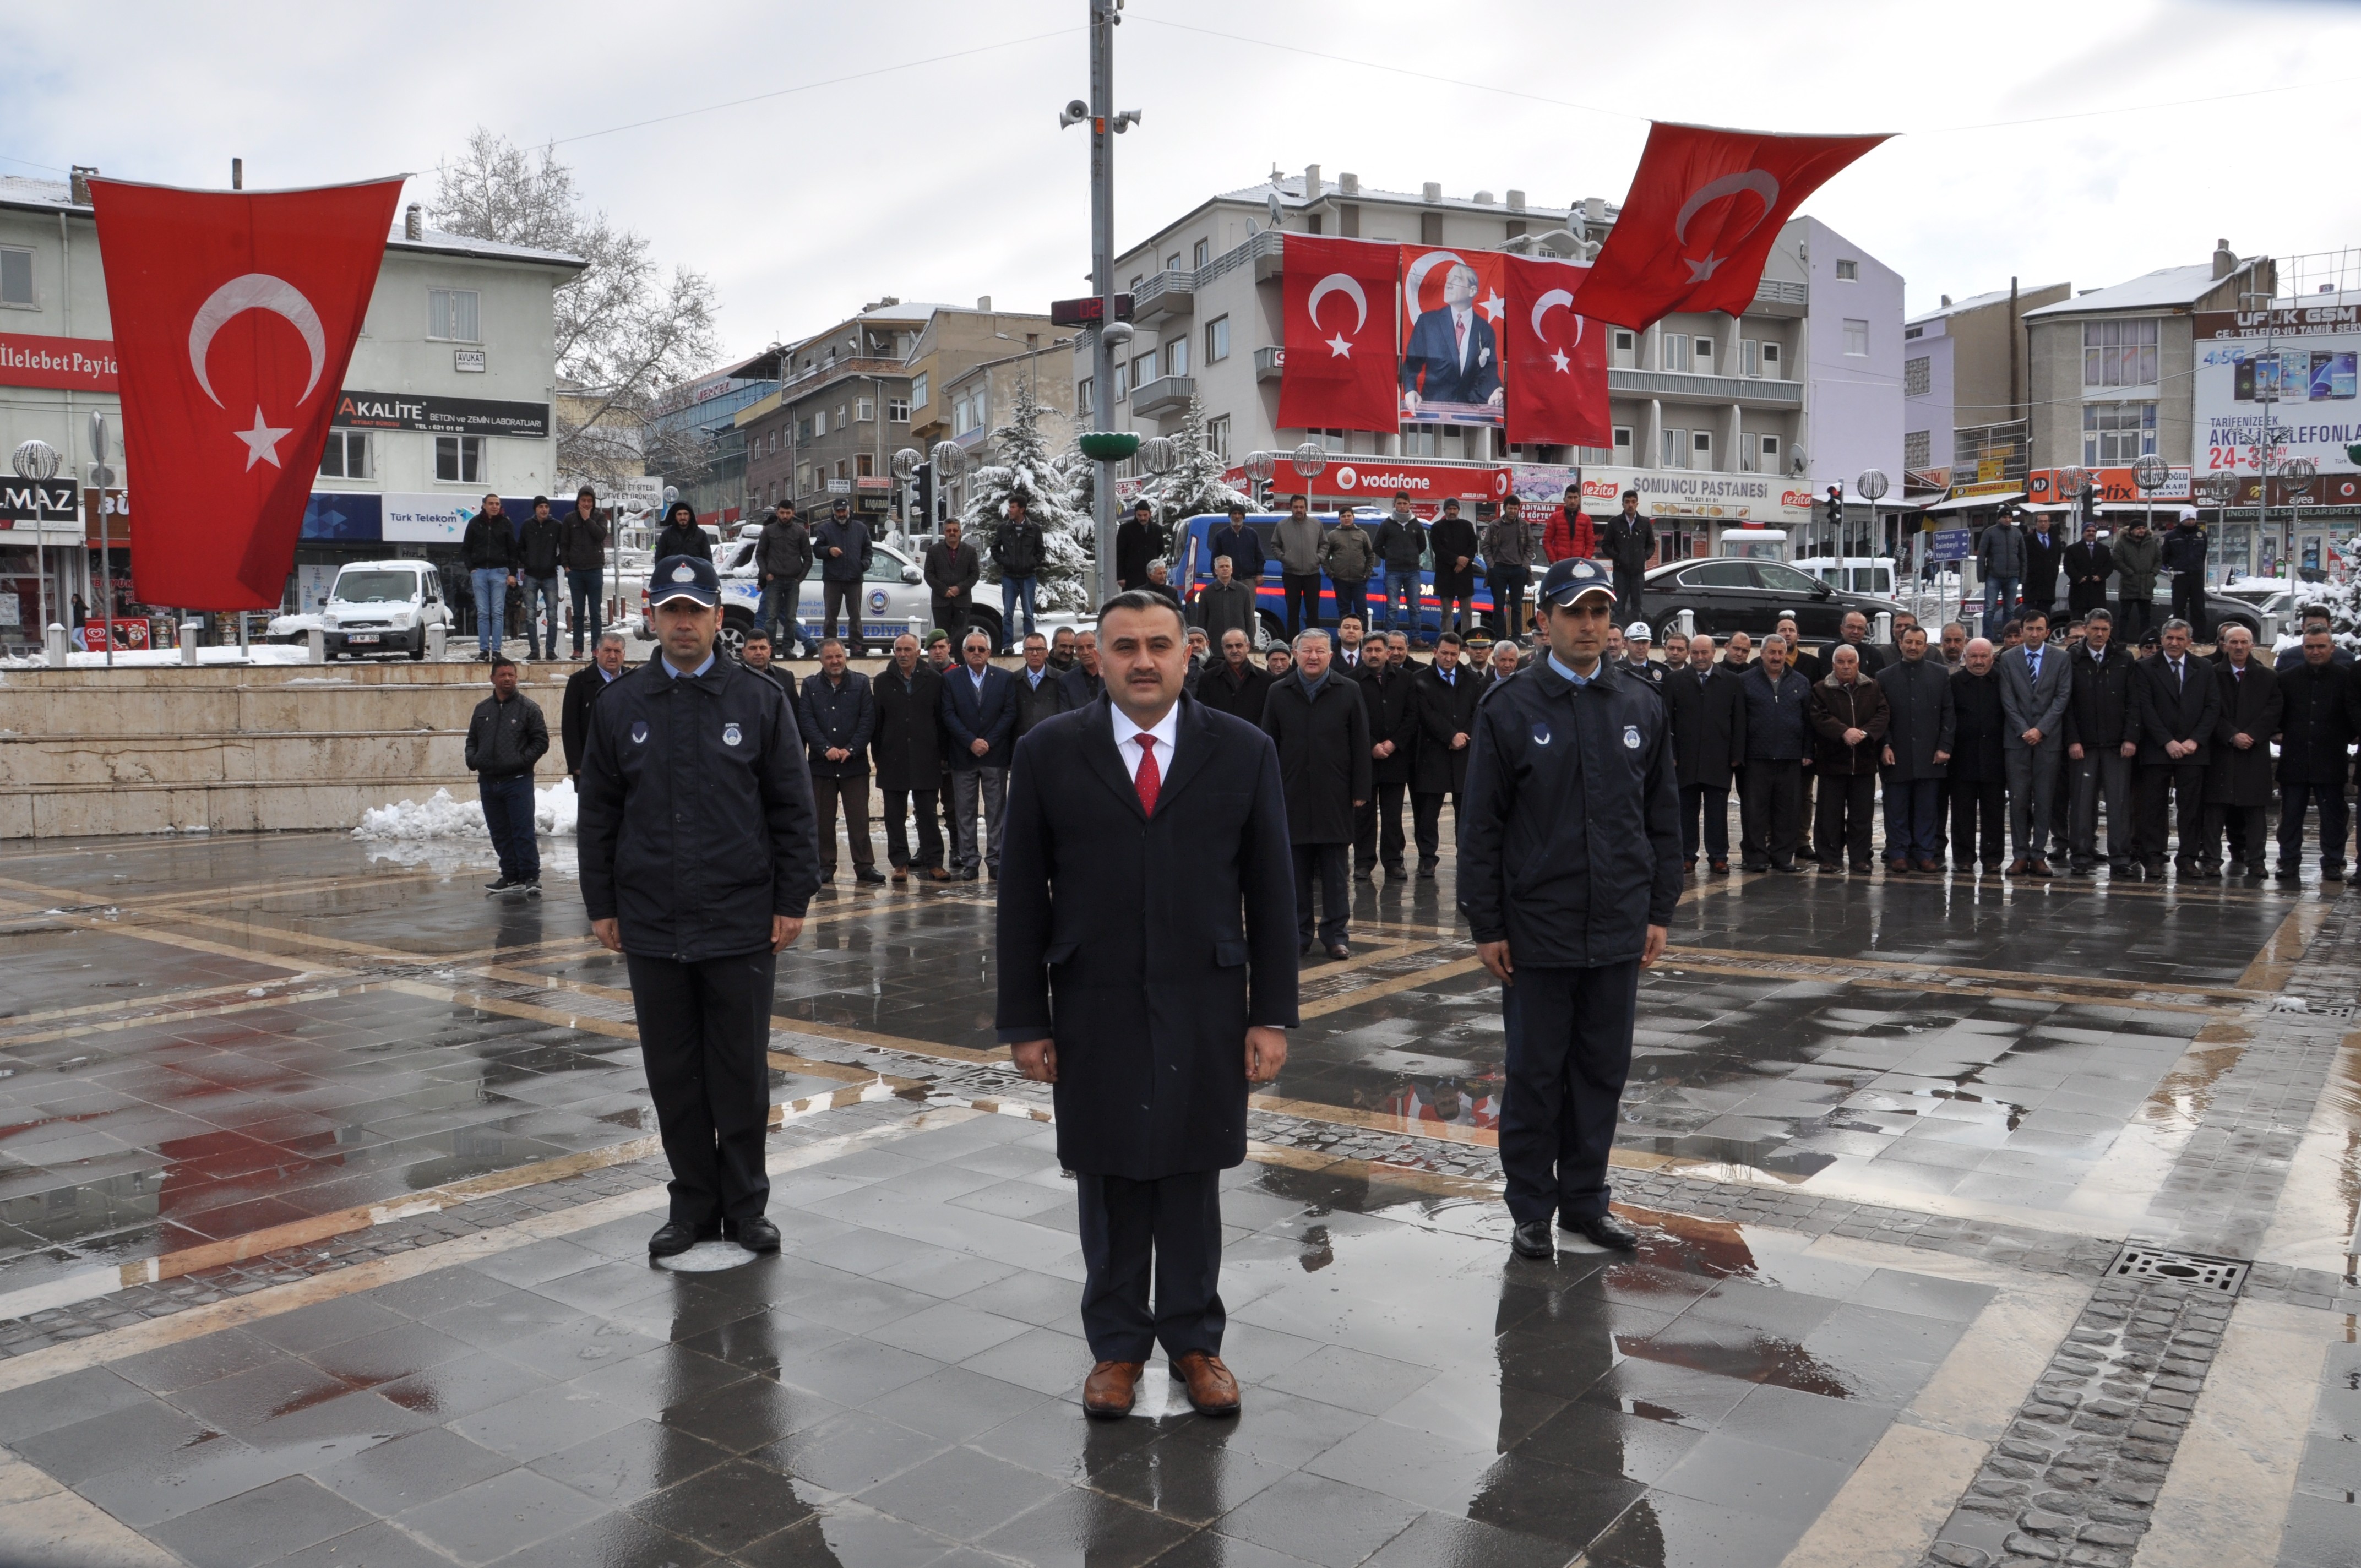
[650, 554, 721, 607]
[1536, 556, 1617, 609]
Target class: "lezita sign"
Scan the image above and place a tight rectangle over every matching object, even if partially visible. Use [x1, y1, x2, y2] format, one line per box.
[0, 333, 118, 392]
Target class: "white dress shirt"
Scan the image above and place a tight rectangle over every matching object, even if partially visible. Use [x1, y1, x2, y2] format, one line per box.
[1112, 701, 1180, 782]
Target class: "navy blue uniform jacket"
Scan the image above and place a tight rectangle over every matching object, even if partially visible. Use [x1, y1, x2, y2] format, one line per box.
[577, 658, 822, 961]
[1458, 659, 1682, 968]
[995, 693, 1299, 1179]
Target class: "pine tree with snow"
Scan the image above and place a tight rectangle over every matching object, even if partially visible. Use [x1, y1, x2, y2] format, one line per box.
[962, 379, 1094, 614]
[1139, 396, 1249, 528]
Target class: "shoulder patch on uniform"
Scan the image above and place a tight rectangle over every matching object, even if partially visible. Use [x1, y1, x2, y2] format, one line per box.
[1530, 721, 1552, 746]
[722, 722, 743, 747]
[630, 720, 649, 744]
[1623, 724, 1642, 749]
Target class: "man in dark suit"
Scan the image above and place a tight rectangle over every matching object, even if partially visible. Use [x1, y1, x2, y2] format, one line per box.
[1263, 631, 1373, 958]
[2202, 624, 2282, 878]
[1060, 630, 1103, 706]
[1114, 498, 1165, 592]
[1399, 262, 1502, 413]
[872, 632, 945, 884]
[1874, 626, 1952, 873]
[1411, 632, 1481, 877]
[1011, 631, 1069, 741]
[997, 590, 1297, 1420]
[2059, 609, 2137, 875]
[1195, 628, 1273, 725]
[1996, 608, 2072, 875]
[561, 630, 629, 783]
[1600, 493, 1657, 629]
[1356, 630, 1420, 880]
[1948, 639, 2009, 870]
[801, 639, 882, 886]
[2022, 515, 2065, 620]
[1662, 632, 1745, 873]
[2275, 627, 2361, 879]
[940, 628, 1019, 881]
[2131, 617, 2223, 878]
[2064, 526, 2114, 622]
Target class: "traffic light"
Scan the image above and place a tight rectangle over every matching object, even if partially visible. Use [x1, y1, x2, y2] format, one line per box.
[915, 462, 935, 531]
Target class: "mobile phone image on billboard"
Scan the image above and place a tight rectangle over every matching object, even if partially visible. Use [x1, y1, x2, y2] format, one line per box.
[2284, 351, 2314, 401]
[2235, 356, 2256, 402]
[2321, 352, 2357, 400]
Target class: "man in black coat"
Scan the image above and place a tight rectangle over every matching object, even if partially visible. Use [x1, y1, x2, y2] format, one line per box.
[1114, 498, 1165, 592]
[518, 497, 565, 662]
[578, 554, 819, 1257]
[1410, 632, 1480, 876]
[2202, 625, 2282, 876]
[461, 493, 519, 660]
[1600, 491, 1657, 626]
[997, 590, 1297, 1421]
[464, 656, 549, 894]
[561, 630, 629, 782]
[2131, 617, 2223, 876]
[801, 639, 881, 885]
[1874, 626, 1953, 873]
[871, 633, 945, 884]
[1948, 639, 2009, 870]
[1262, 631, 1373, 958]
[1194, 628, 1273, 726]
[941, 627, 1019, 880]
[1737, 635, 1813, 872]
[651, 500, 712, 562]
[814, 498, 873, 656]
[2063, 527, 2113, 622]
[1428, 498, 1480, 638]
[2059, 609, 2139, 875]
[923, 519, 982, 643]
[1663, 632, 1745, 872]
[1059, 631, 1103, 707]
[1356, 630, 1420, 880]
[2161, 509, 2208, 636]
[2274, 627, 2361, 879]
[558, 487, 610, 658]
[2022, 514, 2065, 620]
[755, 500, 812, 654]
[1011, 631, 1069, 740]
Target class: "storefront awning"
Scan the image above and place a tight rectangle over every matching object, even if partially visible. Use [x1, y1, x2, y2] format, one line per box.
[1923, 491, 2024, 513]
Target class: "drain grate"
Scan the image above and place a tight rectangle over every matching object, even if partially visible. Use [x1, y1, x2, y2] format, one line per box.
[2108, 1244, 2248, 1294]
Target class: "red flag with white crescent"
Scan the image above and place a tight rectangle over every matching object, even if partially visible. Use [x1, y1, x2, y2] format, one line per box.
[1276, 235, 1401, 434]
[89, 176, 404, 609]
[1502, 254, 1611, 449]
[1579, 122, 1890, 331]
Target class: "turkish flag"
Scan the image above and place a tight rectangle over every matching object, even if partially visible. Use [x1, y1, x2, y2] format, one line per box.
[1276, 235, 1400, 433]
[1579, 122, 1890, 330]
[89, 177, 402, 609]
[1503, 254, 1611, 449]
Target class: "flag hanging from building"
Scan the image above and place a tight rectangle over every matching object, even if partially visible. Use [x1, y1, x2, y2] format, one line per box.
[1275, 235, 1402, 434]
[89, 176, 403, 609]
[1502, 254, 1611, 450]
[1577, 123, 1890, 331]
[1397, 244, 1506, 428]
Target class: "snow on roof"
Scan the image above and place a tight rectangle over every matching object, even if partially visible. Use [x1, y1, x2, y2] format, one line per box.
[2022, 263, 2237, 318]
[1906, 284, 2068, 326]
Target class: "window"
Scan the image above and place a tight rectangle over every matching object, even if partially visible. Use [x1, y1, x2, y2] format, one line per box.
[1693, 336, 1714, 368]
[1318, 428, 1347, 452]
[911, 372, 928, 410]
[1193, 238, 1210, 269]
[1205, 315, 1230, 363]
[1662, 334, 1691, 372]
[835, 459, 848, 481]
[855, 398, 875, 422]
[1843, 318, 1869, 357]
[886, 396, 910, 422]
[1612, 426, 1634, 464]
[1113, 358, 1131, 400]
[1903, 429, 1932, 469]
[1205, 413, 1231, 461]
[1165, 337, 1188, 378]
[1692, 431, 1713, 468]
[835, 403, 848, 427]
[1662, 428, 1689, 468]
[1166, 253, 1182, 271]
[0, 246, 31, 307]
[318, 429, 371, 480]
[813, 410, 828, 437]
[1681, 561, 1755, 589]
[2083, 402, 2157, 466]
[1904, 356, 1932, 398]
[1761, 342, 1782, 377]
[427, 288, 479, 342]
[1835, 259, 1859, 281]
[434, 435, 482, 483]
[1757, 563, 1821, 594]
[797, 416, 813, 440]
[1078, 377, 1094, 410]
[1741, 340, 1760, 377]
[856, 453, 873, 477]
[2083, 319, 2159, 388]
[796, 462, 812, 494]
[1904, 324, 1923, 340]
[1132, 351, 1157, 388]
[951, 390, 980, 437]
[1129, 274, 1144, 291]
[1402, 425, 1438, 457]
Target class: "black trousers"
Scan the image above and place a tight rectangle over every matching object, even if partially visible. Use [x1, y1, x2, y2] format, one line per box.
[1356, 781, 1407, 872]
[1739, 759, 1803, 868]
[624, 949, 776, 1230]
[931, 596, 967, 641]
[823, 579, 865, 653]
[1282, 571, 1323, 635]
[2203, 802, 2270, 868]
[811, 771, 873, 872]
[2170, 574, 2206, 638]
[2135, 762, 2207, 865]
[1412, 790, 1456, 864]
[881, 786, 942, 870]
[1500, 961, 1640, 1224]
[1293, 842, 1350, 945]
[1814, 772, 1877, 866]
[1075, 1169, 1224, 1363]
[1950, 778, 2006, 867]
[1331, 579, 1369, 632]
[1680, 783, 1731, 862]
[2117, 595, 2153, 643]
[2279, 782, 2350, 872]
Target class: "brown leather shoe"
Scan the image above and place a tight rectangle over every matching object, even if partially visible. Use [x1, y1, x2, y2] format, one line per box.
[1082, 1359, 1143, 1419]
[1174, 1350, 1241, 1417]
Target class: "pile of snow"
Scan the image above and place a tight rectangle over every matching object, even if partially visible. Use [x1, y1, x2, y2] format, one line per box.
[354, 778, 578, 841]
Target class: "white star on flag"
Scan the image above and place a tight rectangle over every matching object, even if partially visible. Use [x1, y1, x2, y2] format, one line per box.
[233, 406, 293, 471]
[1327, 332, 1353, 357]
[1685, 253, 1725, 283]
[1550, 348, 1571, 373]
[1481, 291, 1505, 323]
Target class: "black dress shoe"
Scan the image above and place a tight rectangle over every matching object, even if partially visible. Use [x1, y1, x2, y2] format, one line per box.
[960, 865, 980, 881]
[730, 1216, 781, 1254]
[1416, 861, 1438, 880]
[855, 868, 888, 885]
[648, 1220, 699, 1257]
[1510, 1220, 1554, 1259]
[1325, 941, 1351, 960]
[1559, 1211, 1640, 1250]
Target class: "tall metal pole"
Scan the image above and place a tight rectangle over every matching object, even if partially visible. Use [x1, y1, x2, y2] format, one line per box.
[1089, 1, 1118, 608]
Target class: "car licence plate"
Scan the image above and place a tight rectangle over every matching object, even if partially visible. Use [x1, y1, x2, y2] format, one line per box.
[347, 634, 379, 645]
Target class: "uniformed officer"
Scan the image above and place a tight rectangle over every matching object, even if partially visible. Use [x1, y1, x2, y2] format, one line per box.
[578, 554, 822, 1257]
[1460, 556, 1682, 1259]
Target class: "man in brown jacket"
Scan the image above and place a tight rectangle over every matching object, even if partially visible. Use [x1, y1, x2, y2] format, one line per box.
[1809, 643, 1890, 872]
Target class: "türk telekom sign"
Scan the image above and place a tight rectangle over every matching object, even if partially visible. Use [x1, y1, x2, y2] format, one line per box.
[0, 332, 119, 392]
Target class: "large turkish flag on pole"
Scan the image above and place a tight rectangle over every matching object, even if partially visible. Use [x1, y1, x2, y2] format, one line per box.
[1578, 123, 1890, 331]
[1503, 254, 1611, 449]
[89, 176, 404, 610]
[1276, 235, 1401, 434]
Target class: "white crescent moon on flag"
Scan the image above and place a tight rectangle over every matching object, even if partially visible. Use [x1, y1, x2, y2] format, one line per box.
[1531, 287, 1576, 342]
[1307, 273, 1367, 334]
[1402, 249, 1467, 317]
[1673, 170, 1781, 247]
[188, 274, 327, 409]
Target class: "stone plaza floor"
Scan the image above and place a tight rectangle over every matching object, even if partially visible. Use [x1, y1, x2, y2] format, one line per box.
[0, 824, 2353, 1567]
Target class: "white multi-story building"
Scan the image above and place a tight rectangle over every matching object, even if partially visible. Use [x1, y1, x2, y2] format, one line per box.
[0, 172, 581, 635]
[1072, 168, 1903, 554]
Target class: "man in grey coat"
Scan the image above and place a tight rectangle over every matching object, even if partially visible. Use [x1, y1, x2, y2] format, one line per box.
[1997, 608, 2072, 875]
[1195, 554, 1259, 647]
[1274, 494, 1325, 638]
[1875, 625, 1955, 872]
[1977, 511, 2028, 628]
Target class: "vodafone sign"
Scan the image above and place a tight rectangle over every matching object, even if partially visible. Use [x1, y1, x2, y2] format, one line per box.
[1229, 460, 1509, 504]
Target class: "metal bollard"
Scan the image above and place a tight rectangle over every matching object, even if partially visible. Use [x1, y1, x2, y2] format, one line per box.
[179, 622, 200, 666]
[427, 623, 447, 661]
[308, 627, 325, 665]
[45, 623, 66, 665]
[1873, 611, 1893, 645]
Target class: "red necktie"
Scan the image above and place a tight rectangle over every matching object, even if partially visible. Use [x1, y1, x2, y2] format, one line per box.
[1134, 734, 1160, 817]
[1454, 316, 1467, 356]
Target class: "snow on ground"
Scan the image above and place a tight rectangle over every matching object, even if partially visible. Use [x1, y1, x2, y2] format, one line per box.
[355, 778, 578, 841]
[0, 645, 320, 670]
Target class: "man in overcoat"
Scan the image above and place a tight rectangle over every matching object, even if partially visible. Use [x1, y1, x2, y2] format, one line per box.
[997, 590, 1297, 1420]
[1263, 630, 1373, 957]
[2273, 627, 2361, 880]
[1410, 631, 1482, 876]
[2202, 624, 2282, 877]
[1663, 632, 1745, 873]
[1874, 625, 1954, 872]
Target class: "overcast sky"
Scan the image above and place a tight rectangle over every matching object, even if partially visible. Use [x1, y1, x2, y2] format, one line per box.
[10, 0, 2358, 368]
